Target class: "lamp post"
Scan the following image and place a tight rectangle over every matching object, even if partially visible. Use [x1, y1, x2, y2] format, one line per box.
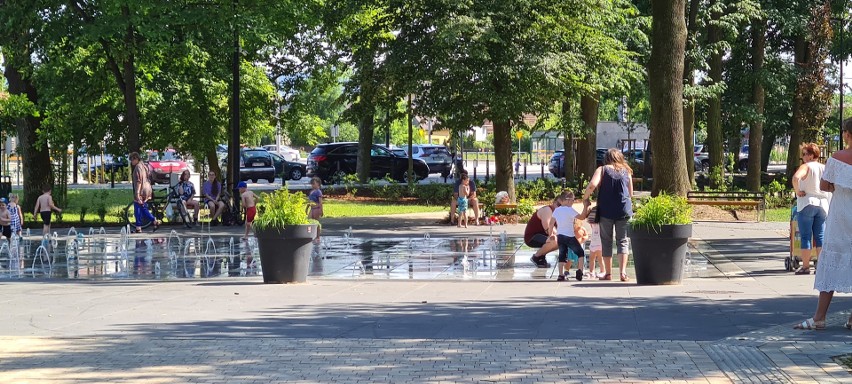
[229, 0, 241, 216]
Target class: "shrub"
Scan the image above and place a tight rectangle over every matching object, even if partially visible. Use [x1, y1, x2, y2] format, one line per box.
[411, 183, 453, 205]
[253, 189, 311, 230]
[631, 193, 692, 232]
[79, 207, 88, 223]
[341, 174, 359, 196]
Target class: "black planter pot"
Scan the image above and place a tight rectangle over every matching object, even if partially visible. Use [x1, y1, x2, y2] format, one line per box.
[628, 224, 692, 285]
[255, 224, 318, 283]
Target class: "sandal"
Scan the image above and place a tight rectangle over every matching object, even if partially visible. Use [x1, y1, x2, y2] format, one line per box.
[620, 273, 630, 282]
[845, 319, 852, 330]
[599, 274, 612, 281]
[152, 220, 161, 233]
[793, 318, 825, 330]
[794, 268, 811, 275]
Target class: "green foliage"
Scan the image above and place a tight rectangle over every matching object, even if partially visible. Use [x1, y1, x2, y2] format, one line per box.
[409, 183, 453, 206]
[341, 174, 360, 196]
[631, 193, 692, 232]
[516, 198, 535, 217]
[761, 178, 792, 209]
[253, 189, 311, 230]
[516, 178, 565, 202]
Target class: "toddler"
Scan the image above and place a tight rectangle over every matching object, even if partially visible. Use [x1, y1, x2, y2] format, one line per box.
[8, 193, 23, 238]
[586, 206, 605, 279]
[457, 174, 471, 228]
[549, 190, 591, 281]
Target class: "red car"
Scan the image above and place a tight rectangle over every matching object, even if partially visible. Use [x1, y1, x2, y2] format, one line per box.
[147, 150, 191, 184]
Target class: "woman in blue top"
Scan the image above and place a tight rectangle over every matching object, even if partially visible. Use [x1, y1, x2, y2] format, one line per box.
[582, 148, 634, 281]
[177, 170, 200, 222]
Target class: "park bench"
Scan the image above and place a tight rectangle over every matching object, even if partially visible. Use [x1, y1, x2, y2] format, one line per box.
[686, 191, 766, 222]
[495, 203, 518, 211]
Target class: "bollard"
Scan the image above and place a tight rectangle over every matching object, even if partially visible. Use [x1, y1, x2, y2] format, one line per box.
[541, 162, 545, 178]
[523, 159, 527, 180]
[485, 159, 490, 183]
[473, 159, 478, 180]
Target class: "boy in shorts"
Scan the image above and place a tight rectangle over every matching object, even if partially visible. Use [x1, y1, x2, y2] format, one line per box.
[550, 190, 591, 281]
[238, 182, 258, 239]
[33, 185, 62, 235]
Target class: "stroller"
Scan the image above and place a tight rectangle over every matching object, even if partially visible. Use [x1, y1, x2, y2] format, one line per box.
[786, 205, 818, 271]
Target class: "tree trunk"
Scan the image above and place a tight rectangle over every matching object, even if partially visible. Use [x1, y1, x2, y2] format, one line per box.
[577, 94, 599, 180]
[122, 4, 141, 153]
[746, 21, 766, 192]
[683, 0, 701, 181]
[493, 120, 515, 201]
[648, 0, 690, 196]
[561, 99, 574, 180]
[786, 35, 807, 184]
[356, 112, 375, 183]
[760, 133, 774, 173]
[4, 64, 53, 213]
[707, 3, 724, 187]
[205, 149, 222, 180]
[563, 134, 575, 180]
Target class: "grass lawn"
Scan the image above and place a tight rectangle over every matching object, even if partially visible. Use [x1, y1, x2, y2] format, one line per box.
[323, 200, 447, 218]
[766, 207, 792, 222]
[13, 188, 448, 225]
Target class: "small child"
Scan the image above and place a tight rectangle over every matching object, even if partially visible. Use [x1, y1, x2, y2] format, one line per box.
[8, 193, 23, 238]
[549, 190, 591, 281]
[238, 182, 257, 239]
[307, 177, 323, 220]
[457, 174, 471, 228]
[0, 198, 12, 241]
[33, 185, 61, 235]
[586, 206, 605, 279]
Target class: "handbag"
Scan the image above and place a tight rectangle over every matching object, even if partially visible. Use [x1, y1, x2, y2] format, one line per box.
[165, 203, 174, 219]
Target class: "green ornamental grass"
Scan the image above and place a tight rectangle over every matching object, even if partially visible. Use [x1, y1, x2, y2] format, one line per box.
[252, 189, 312, 230]
[630, 193, 692, 232]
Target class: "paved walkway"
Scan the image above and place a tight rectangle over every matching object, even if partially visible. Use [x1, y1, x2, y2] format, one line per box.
[2, 216, 851, 383]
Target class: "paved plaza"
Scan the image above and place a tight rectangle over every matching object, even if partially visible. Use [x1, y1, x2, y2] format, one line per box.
[1, 216, 851, 383]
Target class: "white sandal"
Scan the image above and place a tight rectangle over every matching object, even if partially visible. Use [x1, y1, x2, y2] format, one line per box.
[793, 318, 825, 330]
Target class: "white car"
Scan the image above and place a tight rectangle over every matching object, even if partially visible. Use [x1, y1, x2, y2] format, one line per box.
[262, 145, 301, 161]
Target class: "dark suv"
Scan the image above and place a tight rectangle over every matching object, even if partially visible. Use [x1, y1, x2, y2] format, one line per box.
[307, 142, 430, 183]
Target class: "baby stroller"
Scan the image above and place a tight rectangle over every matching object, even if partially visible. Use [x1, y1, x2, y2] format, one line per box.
[786, 205, 818, 272]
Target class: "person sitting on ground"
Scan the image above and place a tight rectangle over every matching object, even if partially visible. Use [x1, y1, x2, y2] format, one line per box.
[550, 190, 591, 281]
[450, 170, 480, 225]
[524, 194, 561, 268]
[202, 171, 227, 225]
[176, 170, 200, 223]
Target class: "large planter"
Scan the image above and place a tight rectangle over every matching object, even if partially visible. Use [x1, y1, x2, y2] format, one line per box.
[255, 224, 318, 283]
[628, 224, 692, 285]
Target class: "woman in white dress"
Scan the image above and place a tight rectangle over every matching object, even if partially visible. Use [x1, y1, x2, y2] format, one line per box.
[790, 143, 830, 274]
[795, 119, 852, 330]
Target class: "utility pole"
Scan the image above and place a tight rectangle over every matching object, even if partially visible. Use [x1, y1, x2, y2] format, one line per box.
[229, 0, 241, 216]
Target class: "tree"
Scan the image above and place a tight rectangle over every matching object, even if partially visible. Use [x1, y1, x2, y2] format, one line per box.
[648, 0, 690, 196]
[389, 0, 639, 200]
[0, 0, 55, 212]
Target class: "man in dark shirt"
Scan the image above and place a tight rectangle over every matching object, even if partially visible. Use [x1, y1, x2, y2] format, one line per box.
[450, 171, 479, 225]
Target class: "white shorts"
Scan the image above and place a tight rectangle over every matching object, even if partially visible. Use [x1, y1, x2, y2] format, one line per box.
[589, 223, 602, 252]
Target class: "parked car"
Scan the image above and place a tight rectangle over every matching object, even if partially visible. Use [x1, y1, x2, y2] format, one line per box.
[147, 150, 191, 184]
[410, 144, 452, 177]
[548, 150, 564, 177]
[262, 144, 301, 161]
[737, 145, 749, 172]
[221, 148, 277, 183]
[269, 152, 306, 181]
[307, 142, 430, 183]
[548, 148, 608, 177]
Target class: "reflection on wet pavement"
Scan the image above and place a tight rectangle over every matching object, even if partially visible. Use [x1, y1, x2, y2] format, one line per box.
[0, 227, 711, 281]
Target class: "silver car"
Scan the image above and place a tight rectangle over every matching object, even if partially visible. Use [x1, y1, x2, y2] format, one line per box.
[262, 144, 301, 162]
[410, 144, 452, 177]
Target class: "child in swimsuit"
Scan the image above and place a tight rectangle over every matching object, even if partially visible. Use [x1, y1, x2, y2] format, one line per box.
[33, 185, 62, 236]
[239, 182, 258, 240]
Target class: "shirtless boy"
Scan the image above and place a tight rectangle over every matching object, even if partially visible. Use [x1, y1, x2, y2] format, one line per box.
[33, 185, 62, 235]
[238, 182, 258, 239]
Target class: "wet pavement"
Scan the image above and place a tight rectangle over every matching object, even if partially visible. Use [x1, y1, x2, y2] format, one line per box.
[1, 217, 850, 383]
